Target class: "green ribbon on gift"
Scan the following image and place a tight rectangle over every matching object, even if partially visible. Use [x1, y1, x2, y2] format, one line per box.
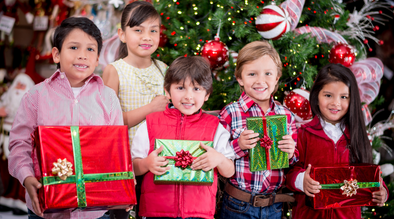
[41, 126, 134, 208]
[320, 182, 380, 189]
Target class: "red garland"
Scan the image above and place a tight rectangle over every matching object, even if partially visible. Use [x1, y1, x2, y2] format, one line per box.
[165, 150, 196, 168]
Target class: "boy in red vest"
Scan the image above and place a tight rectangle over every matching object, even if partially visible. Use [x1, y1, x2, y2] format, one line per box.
[132, 56, 235, 219]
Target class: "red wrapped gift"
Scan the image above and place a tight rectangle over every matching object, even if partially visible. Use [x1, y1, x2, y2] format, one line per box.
[33, 126, 137, 213]
[308, 164, 381, 209]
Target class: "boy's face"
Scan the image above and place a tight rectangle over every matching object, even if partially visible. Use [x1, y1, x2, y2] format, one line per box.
[237, 55, 279, 109]
[165, 77, 210, 115]
[52, 28, 99, 87]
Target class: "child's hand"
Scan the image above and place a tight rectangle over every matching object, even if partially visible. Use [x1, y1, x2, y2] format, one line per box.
[303, 164, 321, 197]
[191, 142, 224, 171]
[150, 95, 169, 113]
[278, 135, 295, 159]
[238, 130, 259, 150]
[372, 179, 387, 207]
[146, 146, 171, 175]
[24, 176, 43, 217]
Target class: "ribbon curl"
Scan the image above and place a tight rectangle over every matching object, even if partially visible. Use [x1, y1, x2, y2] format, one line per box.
[52, 158, 73, 181]
[166, 149, 196, 169]
[260, 135, 273, 149]
[340, 179, 360, 197]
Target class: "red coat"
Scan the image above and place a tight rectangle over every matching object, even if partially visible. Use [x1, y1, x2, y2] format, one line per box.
[286, 116, 378, 219]
[139, 105, 219, 218]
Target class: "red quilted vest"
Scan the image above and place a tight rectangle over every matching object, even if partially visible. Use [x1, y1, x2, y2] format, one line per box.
[139, 105, 219, 218]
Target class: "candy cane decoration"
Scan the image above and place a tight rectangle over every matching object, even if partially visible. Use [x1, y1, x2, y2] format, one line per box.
[280, 0, 305, 31]
[349, 58, 383, 105]
[294, 26, 348, 44]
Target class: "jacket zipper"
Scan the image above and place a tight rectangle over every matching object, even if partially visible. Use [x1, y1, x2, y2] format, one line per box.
[177, 114, 185, 217]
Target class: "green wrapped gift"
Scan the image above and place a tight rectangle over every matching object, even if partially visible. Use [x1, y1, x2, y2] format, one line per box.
[154, 139, 214, 184]
[246, 115, 289, 172]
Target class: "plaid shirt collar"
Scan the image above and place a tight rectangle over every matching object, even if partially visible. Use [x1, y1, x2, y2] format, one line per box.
[239, 92, 276, 114]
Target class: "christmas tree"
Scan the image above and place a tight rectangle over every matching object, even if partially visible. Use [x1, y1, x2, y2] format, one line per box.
[153, 0, 388, 112]
[150, 0, 394, 218]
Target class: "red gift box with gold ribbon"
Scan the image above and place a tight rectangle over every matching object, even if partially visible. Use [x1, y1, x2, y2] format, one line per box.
[33, 126, 137, 213]
[308, 164, 381, 209]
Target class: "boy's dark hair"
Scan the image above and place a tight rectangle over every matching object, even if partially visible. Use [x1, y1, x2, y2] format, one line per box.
[117, 1, 161, 60]
[309, 63, 372, 164]
[53, 17, 103, 69]
[164, 56, 213, 95]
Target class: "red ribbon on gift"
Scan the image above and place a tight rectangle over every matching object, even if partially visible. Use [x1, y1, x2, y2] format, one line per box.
[165, 149, 196, 168]
[260, 117, 272, 170]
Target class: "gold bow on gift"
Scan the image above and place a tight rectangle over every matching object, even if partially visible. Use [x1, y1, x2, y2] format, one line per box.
[340, 179, 359, 197]
[52, 158, 73, 180]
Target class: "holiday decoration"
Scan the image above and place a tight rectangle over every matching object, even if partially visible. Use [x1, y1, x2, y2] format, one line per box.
[256, 4, 291, 40]
[109, 0, 124, 8]
[154, 139, 214, 184]
[201, 37, 228, 69]
[280, 0, 306, 30]
[328, 43, 356, 67]
[34, 126, 136, 213]
[99, 33, 120, 68]
[349, 58, 383, 105]
[246, 115, 288, 172]
[159, 24, 168, 47]
[294, 26, 348, 44]
[283, 88, 312, 124]
[337, 0, 391, 54]
[308, 165, 381, 209]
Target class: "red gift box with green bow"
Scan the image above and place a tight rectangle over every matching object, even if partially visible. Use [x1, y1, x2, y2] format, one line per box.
[33, 126, 137, 213]
[308, 164, 381, 209]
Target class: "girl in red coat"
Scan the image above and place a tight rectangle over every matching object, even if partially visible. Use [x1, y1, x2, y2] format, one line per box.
[286, 63, 388, 219]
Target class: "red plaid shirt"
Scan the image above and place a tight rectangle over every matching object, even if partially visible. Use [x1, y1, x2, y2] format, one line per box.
[219, 92, 298, 194]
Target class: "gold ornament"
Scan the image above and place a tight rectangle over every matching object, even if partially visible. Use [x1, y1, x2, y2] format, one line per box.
[52, 158, 73, 180]
[340, 179, 359, 197]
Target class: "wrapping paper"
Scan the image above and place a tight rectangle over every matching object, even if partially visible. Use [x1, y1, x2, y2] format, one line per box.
[154, 139, 214, 184]
[308, 164, 381, 209]
[33, 126, 137, 213]
[246, 115, 289, 172]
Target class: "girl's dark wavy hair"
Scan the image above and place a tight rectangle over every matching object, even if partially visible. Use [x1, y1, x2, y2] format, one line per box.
[309, 63, 372, 164]
[117, 1, 162, 74]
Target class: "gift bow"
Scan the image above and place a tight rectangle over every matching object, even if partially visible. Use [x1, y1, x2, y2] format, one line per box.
[340, 179, 360, 197]
[166, 149, 196, 168]
[52, 158, 73, 180]
[260, 135, 273, 149]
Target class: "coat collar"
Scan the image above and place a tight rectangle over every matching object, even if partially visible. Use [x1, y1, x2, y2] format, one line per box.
[302, 116, 350, 141]
[163, 103, 203, 123]
[239, 92, 276, 114]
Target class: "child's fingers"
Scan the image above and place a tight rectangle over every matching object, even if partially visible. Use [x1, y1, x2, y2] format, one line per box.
[304, 189, 315, 197]
[152, 166, 170, 175]
[372, 189, 385, 204]
[157, 159, 169, 167]
[191, 156, 209, 169]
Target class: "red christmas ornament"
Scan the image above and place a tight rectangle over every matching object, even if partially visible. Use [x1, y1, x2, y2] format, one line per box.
[328, 43, 356, 67]
[201, 37, 229, 69]
[159, 24, 168, 47]
[283, 89, 312, 121]
[255, 4, 290, 40]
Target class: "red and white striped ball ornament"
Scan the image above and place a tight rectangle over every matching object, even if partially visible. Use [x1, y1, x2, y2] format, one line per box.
[256, 4, 291, 40]
[201, 37, 229, 69]
[283, 89, 313, 121]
